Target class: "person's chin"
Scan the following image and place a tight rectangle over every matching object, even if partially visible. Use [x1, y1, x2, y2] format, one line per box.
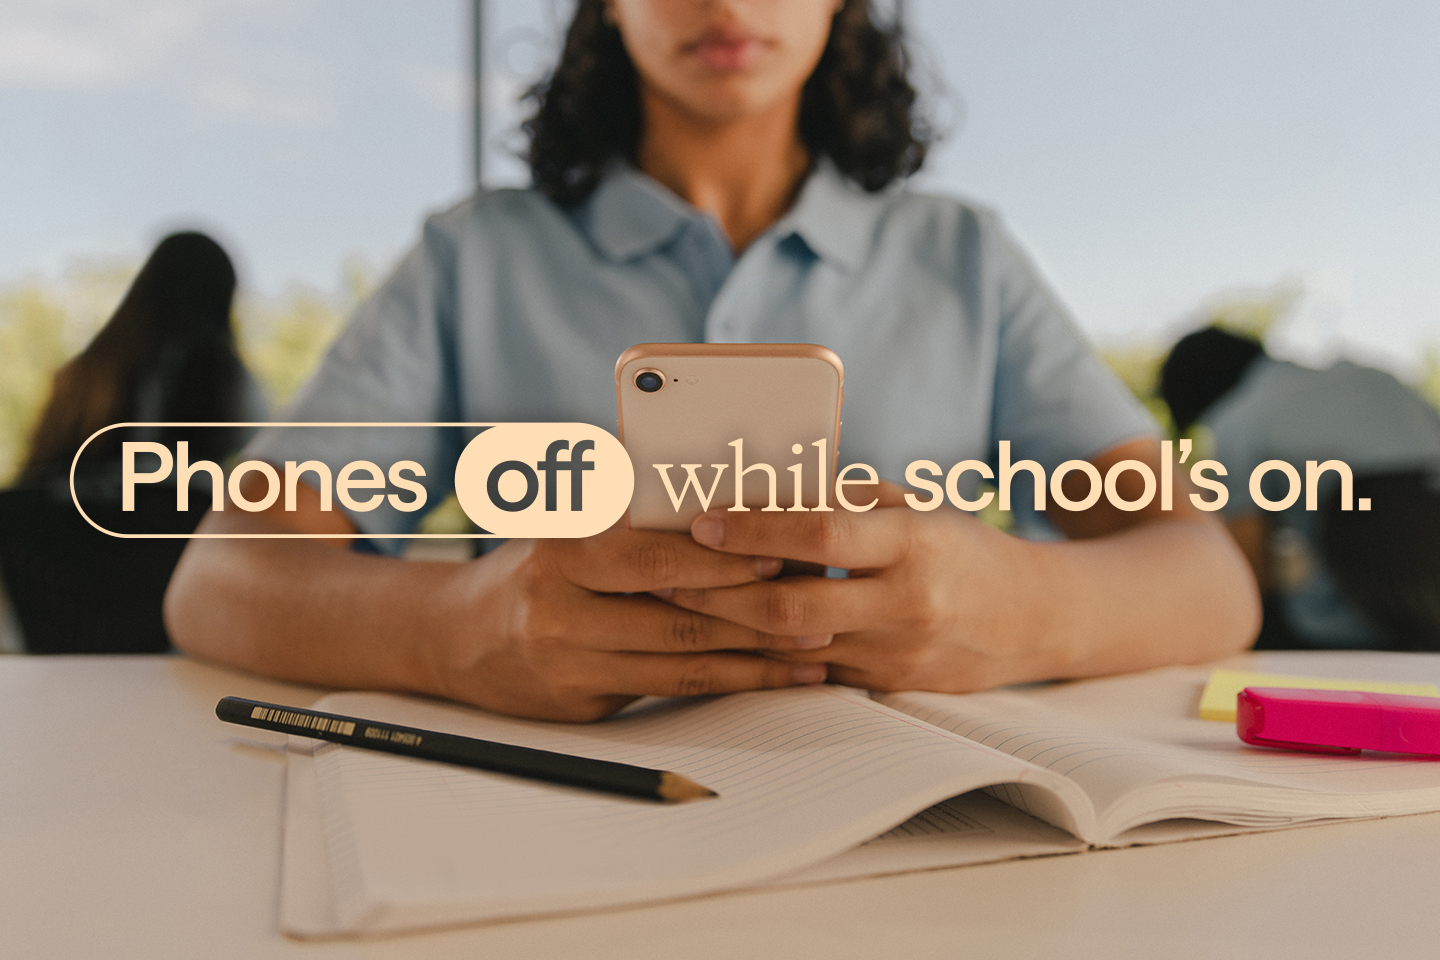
[677, 77, 786, 122]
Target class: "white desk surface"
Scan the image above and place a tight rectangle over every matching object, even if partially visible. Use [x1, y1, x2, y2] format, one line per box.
[4, 650, 1438, 960]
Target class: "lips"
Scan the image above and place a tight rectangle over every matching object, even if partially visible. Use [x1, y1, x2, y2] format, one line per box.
[685, 29, 766, 72]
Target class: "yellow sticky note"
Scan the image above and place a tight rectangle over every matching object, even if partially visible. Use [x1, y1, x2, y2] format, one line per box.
[1199, 670, 1440, 721]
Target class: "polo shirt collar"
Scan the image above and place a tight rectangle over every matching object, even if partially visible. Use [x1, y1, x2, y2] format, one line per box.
[579, 158, 887, 270]
[775, 159, 886, 272]
[580, 163, 703, 262]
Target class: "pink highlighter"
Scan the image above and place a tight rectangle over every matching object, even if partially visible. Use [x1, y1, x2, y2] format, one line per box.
[1236, 687, 1440, 756]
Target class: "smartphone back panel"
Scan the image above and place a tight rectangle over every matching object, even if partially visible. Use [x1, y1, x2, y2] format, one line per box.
[616, 344, 843, 532]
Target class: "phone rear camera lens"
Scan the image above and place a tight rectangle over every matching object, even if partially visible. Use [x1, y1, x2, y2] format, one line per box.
[635, 370, 665, 393]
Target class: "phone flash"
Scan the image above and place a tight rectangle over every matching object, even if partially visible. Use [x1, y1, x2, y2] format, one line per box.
[686, 375, 699, 384]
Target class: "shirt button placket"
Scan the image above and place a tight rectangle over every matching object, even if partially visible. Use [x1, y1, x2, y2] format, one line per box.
[705, 234, 775, 344]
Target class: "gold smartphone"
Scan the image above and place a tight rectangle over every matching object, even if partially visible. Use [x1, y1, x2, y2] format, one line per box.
[615, 343, 844, 532]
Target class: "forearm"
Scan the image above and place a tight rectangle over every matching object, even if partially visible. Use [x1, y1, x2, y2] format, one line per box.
[661, 440, 1264, 694]
[1035, 515, 1261, 679]
[166, 497, 815, 721]
[165, 519, 466, 696]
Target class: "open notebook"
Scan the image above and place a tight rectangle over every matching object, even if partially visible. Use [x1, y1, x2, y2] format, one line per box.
[278, 666, 1440, 937]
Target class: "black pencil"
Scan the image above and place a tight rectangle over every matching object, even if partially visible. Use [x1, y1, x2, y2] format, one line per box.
[215, 696, 717, 803]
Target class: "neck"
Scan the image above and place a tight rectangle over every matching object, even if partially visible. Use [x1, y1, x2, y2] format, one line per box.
[636, 90, 811, 252]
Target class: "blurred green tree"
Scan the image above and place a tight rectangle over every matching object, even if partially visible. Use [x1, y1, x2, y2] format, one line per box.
[1099, 279, 1306, 438]
[1421, 349, 1440, 411]
[0, 260, 135, 484]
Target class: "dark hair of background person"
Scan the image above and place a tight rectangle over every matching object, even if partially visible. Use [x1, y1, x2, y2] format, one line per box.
[523, 0, 933, 207]
[1159, 326, 1267, 436]
[20, 231, 250, 480]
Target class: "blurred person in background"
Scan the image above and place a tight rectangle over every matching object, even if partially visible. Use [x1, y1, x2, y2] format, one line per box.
[0, 231, 264, 653]
[19, 231, 261, 480]
[1161, 326, 1440, 651]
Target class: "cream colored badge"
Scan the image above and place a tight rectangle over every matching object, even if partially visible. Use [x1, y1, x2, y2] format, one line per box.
[454, 423, 634, 537]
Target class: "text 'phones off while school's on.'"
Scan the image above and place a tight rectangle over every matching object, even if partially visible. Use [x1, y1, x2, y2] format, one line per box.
[616, 344, 844, 532]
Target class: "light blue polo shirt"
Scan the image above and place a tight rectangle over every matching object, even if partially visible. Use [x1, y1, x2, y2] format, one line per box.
[249, 161, 1155, 545]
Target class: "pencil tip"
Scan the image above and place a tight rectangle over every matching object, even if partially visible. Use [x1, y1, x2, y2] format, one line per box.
[658, 771, 718, 802]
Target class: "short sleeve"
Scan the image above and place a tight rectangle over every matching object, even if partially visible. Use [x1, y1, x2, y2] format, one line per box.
[245, 213, 467, 549]
[987, 221, 1157, 469]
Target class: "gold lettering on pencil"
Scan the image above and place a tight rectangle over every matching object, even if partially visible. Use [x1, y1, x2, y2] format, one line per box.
[360, 726, 417, 744]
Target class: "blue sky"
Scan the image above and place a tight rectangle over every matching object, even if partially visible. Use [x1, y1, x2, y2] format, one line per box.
[2, 0, 1437, 371]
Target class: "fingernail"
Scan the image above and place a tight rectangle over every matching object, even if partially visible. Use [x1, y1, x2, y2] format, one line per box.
[792, 663, 827, 685]
[650, 588, 673, 601]
[756, 556, 783, 577]
[793, 634, 832, 649]
[692, 514, 724, 547]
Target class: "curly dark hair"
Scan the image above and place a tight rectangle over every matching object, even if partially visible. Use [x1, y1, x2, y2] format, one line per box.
[523, 0, 932, 206]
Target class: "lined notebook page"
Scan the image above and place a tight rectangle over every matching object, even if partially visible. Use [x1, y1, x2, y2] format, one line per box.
[307, 686, 1064, 932]
[880, 667, 1440, 839]
[770, 791, 1085, 886]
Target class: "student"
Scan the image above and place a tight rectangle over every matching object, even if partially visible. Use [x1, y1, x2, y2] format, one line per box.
[20, 231, 259, 480]
[2, 231, 261, 652]
[167, 0, 1258, 720]
[1161, 325, 1440, 650]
